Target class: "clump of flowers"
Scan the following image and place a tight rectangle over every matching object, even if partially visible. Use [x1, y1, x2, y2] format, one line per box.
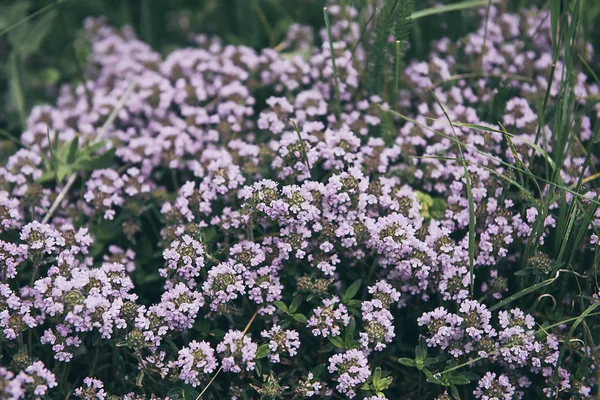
[260, 324, 301, 363]
[328, 349, 371, 398]
[216, 330, 258, 373]
[174, 340, 218, 386]
[307, 296, 350, 337]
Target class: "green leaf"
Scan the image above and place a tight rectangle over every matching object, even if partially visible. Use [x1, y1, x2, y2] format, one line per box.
[422, 355, 446, 367]
[373, 366, 382, 380]
[8, 53, 26, 128]
[398, 358, 416, 367]
[345, 317, 356, 341]
[289, 296, 302, 313]
[67, 137, 79, 164]
[255, 343, 271, 359]
[75, 148, 116, 171]
[292, 313, 307, 324]
[56, 164, 71, 183]
[456, 371, 479, 381]
[513, 268, 533, 277]
[311, 364, 325, 378]
[346, 299, 362, 308]
[415, 339, 427, 360]
[37, 170, 56, 183]
[375, 376, 393, 391]
[84, 140, 109, 155]
[166, 388, 200, 400]
[450, 384, 461, 399]
[426, 374, 444, 385]
[136, 370, 144, 387]
[328, 336, 345, 349]
[274, 301, 288, 313]
[343, 279, 362, 301]
[448, 375, 470, 385]
[255, 359, 262, 377]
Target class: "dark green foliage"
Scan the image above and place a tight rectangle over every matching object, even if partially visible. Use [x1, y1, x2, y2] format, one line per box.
[390, 0, 413, 104]
[367, 2, 396, 95]
[365, 0, 414, 101]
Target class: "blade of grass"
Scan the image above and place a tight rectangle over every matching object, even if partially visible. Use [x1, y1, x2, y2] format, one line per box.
[41, 82, 135, 224]
[450, 120, 556, 171]
[411, 0, 496, 20]
[438, 310, 600, 376]
[430, 92, 476, 297]
[0, 128, 30, 150]
[414, 154, 538, 205]
[323, 7, 342, 121]
[551, 301, 600, 398]
[488, 269, 569, 312]
[140, 0, 153, 47]
[578, 54, 600, 86]
[392, 40, 401, 105]
[290, 118, 313, 179]
[57, 2, 93, 109]
[0, 0, 66, 37]
[8, 53, 26, 129]
[380, 106, 600, 208]
[477, 0, 493, 72]
[196, 309, 259, 399]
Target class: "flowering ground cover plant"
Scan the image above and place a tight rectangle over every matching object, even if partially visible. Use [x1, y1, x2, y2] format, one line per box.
[1, 0, 600, 398]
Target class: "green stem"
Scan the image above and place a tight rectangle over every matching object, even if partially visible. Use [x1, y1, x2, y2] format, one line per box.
[323, 7, 342, 121]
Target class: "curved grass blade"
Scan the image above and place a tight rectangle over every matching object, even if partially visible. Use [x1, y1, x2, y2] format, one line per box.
[411, 0, 496, 20]
[430, 91, 476, 297]
[488, 269, 569, 312]
[0, 0, 66, 37]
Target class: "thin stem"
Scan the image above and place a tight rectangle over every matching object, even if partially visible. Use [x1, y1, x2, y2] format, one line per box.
[41, 173, 77, 224]
[477, 0, 494, 72]
[41, 83, 135, 224]
[290, 118, 312, 178]
[323, 7, 342, 121]
[57, 2, 93, 109]
[0, 0, 66, 37]
[438, 311, 600, 376]
[196, 309, 259, 399]
[394, 40, 401, 101]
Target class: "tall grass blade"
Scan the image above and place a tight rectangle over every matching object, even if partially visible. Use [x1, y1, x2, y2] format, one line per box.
[323, 7, 342, 121]
[430, 92, 476, 297]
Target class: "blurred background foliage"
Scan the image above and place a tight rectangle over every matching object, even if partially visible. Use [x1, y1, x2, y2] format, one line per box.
[1, 0, 599, 139]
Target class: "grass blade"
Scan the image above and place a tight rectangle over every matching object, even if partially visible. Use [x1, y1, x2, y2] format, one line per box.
[430, 92, 476, 297]
[323, 7, 342, 121]
[411, 0, 495, 20]
[0, 0, 65, 37]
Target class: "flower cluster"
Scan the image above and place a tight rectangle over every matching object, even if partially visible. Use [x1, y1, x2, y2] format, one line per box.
[174, 340, 218, 387]
[328, 349, 371, 398]
[216, 329, 258, 373]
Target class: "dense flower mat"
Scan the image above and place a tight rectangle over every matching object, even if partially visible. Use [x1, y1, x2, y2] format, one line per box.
[1, 2, 599, 399]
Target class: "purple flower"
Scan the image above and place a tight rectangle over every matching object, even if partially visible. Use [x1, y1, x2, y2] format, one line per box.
[216, 329, 258, 373]
[175, 340, 218, 386]
[328, 349, 370, 398]
[307, 296, 350, 337]
[260, 324, 300, 363]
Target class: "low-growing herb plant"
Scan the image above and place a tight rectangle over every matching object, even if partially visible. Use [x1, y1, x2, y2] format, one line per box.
[0, 0, 599, 399]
